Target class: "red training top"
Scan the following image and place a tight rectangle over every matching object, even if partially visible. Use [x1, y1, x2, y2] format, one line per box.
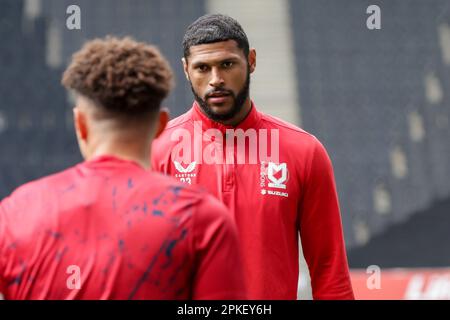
[152, 102, 354, 299]
[0, 155, 246, 299]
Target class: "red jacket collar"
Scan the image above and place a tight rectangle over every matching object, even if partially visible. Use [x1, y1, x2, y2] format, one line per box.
[190, 100, 262, 133]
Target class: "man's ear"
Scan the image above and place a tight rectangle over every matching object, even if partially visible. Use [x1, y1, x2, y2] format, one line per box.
[182, 57, 190, 81]
[155, 108, 169, 139]
[73, 107, 88, 141]
[248, 48, 256, 74]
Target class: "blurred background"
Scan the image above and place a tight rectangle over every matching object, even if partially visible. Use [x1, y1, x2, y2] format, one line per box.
[0, 0, 449, 299]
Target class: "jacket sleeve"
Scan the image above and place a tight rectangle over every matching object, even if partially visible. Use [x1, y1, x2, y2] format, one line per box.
[298, 138, 354, 300]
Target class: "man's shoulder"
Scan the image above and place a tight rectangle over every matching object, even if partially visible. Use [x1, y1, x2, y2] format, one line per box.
[151, 109, 195, 166]
[152, 110, 193, 151]
[260, 112, 310, 135]
[165, 110, 193, 131]
[0, 166, 77, 214]
[259, 111, 321, 148]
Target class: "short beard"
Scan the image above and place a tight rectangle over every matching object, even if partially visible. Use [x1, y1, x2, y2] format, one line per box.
[190, 66, 250, 123]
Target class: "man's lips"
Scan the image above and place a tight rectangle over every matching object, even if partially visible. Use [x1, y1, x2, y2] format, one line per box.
[207, 92, 230, 98]
[206, 92, 231, 104]
[207, 96, 229, 104]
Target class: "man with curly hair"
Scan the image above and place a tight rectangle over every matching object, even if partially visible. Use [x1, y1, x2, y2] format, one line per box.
[0, 37, 246, 300]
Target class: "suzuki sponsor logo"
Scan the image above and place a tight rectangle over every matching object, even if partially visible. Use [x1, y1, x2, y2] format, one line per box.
[266, 190, 289, 197]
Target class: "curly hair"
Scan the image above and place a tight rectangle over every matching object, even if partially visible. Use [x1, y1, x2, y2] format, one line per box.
[183, 14, 249, 60]
[62, 36, 174, 116]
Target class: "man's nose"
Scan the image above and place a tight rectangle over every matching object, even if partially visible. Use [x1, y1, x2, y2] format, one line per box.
[209, 68, 225, 87]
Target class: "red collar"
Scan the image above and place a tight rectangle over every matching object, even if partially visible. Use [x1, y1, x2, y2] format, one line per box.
[190, 100, 262, 133]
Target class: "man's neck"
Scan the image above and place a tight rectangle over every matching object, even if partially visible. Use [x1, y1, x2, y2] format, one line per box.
[88, 138, 151, 170]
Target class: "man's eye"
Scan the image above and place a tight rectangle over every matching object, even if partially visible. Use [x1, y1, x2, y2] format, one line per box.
[222, 61, 233, 68]
[196, 65, 209, 72]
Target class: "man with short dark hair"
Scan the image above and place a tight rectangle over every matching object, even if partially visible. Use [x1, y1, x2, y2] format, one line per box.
[152, 14, 354, 299]
[0, 36, 246, 300]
